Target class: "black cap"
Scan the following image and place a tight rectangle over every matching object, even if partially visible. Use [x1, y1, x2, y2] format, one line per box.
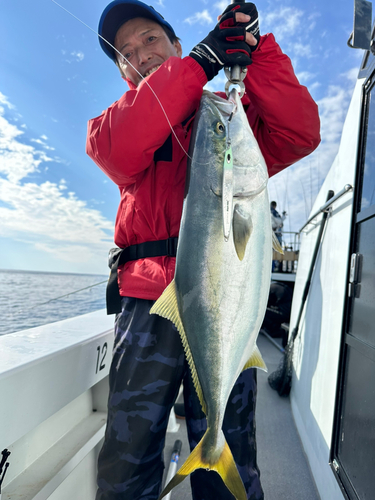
[98, 0, 176, 62]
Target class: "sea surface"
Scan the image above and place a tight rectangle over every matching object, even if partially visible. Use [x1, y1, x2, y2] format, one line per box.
[0, 269, 108, 336]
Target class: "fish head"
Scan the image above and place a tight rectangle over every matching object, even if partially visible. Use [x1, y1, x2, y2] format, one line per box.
[190, 90, 270, 259]
[184, 90, 270, 258]
[185, 91, 229, 199]
[203, 89, 268, 199]
[227, 89, 269, 198]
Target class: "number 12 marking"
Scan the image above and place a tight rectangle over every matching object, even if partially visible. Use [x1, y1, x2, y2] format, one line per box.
[96, 343, 108, 374]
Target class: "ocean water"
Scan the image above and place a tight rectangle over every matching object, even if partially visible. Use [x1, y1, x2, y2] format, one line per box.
[0, 269, 108, 336]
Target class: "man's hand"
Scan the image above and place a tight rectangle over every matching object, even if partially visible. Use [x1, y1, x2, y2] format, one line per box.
[189, 12, 253, 82]
[218, 3, 260, 51]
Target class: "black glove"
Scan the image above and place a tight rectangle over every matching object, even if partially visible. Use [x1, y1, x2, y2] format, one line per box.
[189, 9, 254, 81]
[219, 2, 260, 51]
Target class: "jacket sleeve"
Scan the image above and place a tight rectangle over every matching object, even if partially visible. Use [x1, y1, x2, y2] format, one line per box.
[244, 34, 321, 177]
[86, 57, 207, 186]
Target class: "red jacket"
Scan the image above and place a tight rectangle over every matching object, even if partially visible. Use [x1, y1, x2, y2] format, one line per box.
[86, 34, 320, 300]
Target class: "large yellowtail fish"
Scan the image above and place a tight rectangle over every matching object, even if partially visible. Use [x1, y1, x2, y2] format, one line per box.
[151, 89, 278, 500]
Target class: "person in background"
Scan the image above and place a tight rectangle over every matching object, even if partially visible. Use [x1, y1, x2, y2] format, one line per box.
[86, 1, 320, 498]
[270, 201, 287, 272]
[270, 201, 287, 244]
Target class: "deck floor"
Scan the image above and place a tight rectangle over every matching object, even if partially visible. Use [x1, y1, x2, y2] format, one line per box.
[163, 333, 321, 500]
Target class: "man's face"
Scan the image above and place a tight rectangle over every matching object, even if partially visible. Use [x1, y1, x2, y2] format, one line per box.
[114, 17, 182, 86]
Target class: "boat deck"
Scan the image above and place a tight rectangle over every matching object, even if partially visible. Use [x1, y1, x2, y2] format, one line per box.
[163, 333, 320, 500]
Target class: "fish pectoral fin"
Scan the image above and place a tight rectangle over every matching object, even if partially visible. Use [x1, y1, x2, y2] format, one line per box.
[272, 231, 284, 254]
[158, 430, 247, 500]
[242, 345, 268, 372]
[233, 204, 253, 261]
[150, 280, 207, 414]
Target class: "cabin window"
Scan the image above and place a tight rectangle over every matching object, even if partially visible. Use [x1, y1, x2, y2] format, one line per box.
[360, 86, 375, 210]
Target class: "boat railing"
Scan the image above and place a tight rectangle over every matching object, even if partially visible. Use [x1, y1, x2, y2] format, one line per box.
[273, 231, 300, 274]
[299, 184, 353, 233]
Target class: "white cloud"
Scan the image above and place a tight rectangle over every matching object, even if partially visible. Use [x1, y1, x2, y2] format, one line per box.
[0, 114, 53, 183]
[0, 92, 15, 110]
[261, 7, 304, 42]
[31, 137, 55, 151]
[214, 1, 227, 12]
[64, 51, 85, 64]
[342, 67, 359, 85]
[309, 81, 322, 93]
[0, 93, 114, 266]
[296, 71, 316, 83]
[268, 83, 353, 235]
[292, 43, 313, 58]
[33, 242, 105, 264]
[317, 85, 350, 145]
[71, 51, 84, 62]
[307, 12, 321, 32]
[31, 138, 44, 145]
[184, 10, 213, 25]
[0, 179, 113, 245]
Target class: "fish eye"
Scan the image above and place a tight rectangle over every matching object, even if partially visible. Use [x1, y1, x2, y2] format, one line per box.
[216, 122, 225, 134]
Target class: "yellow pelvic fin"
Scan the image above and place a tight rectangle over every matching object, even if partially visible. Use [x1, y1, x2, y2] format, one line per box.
[272, 231, 284, 254]
[242, 345, 268, 372]
[150, 280, 207, 414]
[158, 430, 247, 500]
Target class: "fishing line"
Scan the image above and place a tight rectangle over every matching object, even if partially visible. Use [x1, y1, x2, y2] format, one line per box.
[50, 0, 206, 163]
[299, 178, 309, 220]
[6, 279, 108, 317]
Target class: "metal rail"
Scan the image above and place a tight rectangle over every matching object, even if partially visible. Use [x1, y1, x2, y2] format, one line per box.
[299, 184, 353, 233]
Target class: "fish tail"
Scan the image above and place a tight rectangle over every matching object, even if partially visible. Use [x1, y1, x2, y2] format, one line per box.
[158, 429, 247, 500]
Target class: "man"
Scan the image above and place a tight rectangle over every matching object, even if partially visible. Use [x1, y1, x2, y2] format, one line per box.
[270, 201, 286, 271]
[86, 1, 320, 499]
[270, 201, 287, 244]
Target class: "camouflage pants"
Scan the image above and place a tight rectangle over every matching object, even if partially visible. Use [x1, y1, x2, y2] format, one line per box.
[96, 297, 264, 500]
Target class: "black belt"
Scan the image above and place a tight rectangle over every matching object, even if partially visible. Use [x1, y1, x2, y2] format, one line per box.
[106, 238, 178, 315]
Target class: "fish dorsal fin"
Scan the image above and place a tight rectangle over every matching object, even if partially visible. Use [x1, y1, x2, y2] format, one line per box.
[272, 231, 284, 254]
[242, 345, 268, 372]
[150, 280, 207, 414]
[233, 204, 253, 261]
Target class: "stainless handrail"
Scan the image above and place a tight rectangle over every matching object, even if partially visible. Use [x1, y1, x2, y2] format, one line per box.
[299, 184, 353, 233]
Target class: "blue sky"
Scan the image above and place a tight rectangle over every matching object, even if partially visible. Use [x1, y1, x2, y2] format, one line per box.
[0, 0, 367, 274]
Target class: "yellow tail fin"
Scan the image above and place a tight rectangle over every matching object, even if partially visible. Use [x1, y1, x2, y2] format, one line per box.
[158, 430, 246, 500]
